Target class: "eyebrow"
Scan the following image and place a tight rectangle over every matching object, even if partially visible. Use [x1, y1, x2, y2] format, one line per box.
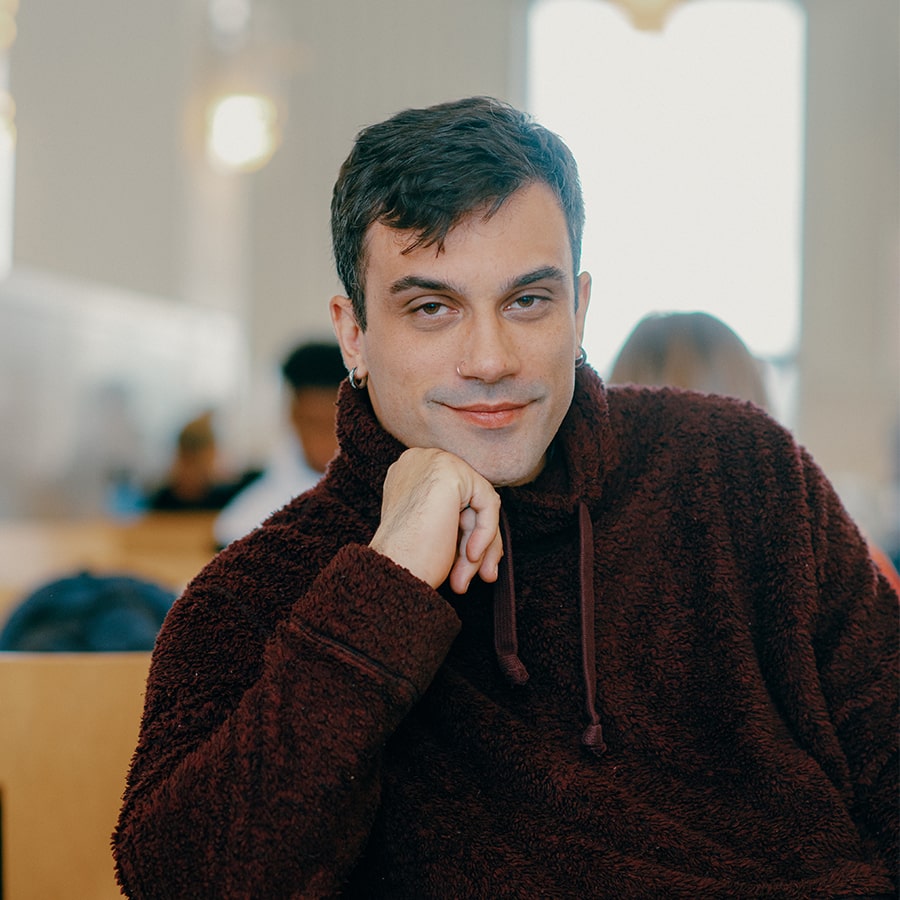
[388, 265, 569, 297]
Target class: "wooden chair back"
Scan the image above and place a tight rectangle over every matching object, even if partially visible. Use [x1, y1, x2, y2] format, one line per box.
[0, 651, 151, 899]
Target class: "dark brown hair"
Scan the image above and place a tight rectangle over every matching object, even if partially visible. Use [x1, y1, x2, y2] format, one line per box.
[331, 96, 585, 329]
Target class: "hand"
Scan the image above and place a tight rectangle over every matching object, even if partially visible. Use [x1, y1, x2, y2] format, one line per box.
[369, 448, 503, 594]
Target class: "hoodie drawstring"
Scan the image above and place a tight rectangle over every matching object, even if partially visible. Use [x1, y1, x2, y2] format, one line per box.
[577, 503, 607, 754]
[493, 503, 607, 755]
[494, 510, 530, 687]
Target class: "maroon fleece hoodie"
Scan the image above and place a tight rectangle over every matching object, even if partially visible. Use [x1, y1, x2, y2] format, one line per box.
[113, 368, 898, 899]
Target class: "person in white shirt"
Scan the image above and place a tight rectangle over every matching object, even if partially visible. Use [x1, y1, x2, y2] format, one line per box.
[214, 341, 345, 547]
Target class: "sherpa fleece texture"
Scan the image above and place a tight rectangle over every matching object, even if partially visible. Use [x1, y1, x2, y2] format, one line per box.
[113, 368, 898, 899]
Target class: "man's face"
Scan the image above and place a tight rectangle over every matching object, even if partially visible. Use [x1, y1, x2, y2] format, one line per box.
[331, 182, 591, 487]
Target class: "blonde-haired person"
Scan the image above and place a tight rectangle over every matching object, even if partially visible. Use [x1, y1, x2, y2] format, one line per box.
[609, 311, 769, 408]
[609, 310, 899, 594]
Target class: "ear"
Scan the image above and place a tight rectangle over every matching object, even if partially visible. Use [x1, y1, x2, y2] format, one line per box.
[329, 295, 365, 376]
[575, 271, 592, 347]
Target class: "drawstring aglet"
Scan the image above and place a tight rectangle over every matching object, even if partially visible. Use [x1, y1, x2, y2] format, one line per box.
[582, 722, 607, 755]
[496, 652, 530, 687]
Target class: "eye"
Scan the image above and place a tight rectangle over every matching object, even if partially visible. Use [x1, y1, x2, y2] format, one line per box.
[506, 294, 548, 314]
[410, 297, 461, 322]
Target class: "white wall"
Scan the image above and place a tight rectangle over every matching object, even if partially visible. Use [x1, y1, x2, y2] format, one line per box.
[11, 0, 190, 299]
[797, 0, 899, 550]
[2, 0, 898, 549]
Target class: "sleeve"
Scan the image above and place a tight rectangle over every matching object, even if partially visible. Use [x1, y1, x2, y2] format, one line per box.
[800, 449, 899, 881]
[748, 432, 899, 885]
[112, 540, 461, 899]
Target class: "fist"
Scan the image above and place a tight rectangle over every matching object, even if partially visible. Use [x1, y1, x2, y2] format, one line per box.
[369, 448, 503, 594]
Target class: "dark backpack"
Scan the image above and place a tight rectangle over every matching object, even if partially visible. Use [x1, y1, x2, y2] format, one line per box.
[0, 571, 176, 652]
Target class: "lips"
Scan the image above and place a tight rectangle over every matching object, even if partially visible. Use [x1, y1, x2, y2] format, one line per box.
[447, 402, 530, 429]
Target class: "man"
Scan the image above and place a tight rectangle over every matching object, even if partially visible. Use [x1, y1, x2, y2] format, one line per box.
[113, 97, 898, 898]
[213, 341, 345, 547]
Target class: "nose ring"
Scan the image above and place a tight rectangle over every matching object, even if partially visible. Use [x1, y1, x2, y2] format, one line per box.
[456, 362, 465, 377]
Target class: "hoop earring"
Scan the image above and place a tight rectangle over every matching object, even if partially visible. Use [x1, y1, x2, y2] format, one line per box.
[575, 347, 587, 369]
[348, 367, 368, 390]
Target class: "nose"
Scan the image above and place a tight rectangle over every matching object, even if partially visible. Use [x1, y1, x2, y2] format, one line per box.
[456, 312, 519, 383]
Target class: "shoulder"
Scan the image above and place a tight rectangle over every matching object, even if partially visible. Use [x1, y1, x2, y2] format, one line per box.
[598, 383, 829, 523]
[606, 382, 797, 457]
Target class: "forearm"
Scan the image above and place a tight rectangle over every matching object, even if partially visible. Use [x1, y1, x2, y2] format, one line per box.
[114, 544, 460, 898]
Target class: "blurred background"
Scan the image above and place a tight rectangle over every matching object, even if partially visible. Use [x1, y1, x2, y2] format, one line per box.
[0, 0, 897, 555]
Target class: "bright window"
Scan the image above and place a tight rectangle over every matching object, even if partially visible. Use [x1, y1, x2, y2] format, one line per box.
[528, 0, 806, 398]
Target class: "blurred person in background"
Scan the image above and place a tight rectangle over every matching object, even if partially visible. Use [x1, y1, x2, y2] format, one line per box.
[148, 411, 254, 512]
[214, 341, 345, 547]
[608, 310, 769, 407]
